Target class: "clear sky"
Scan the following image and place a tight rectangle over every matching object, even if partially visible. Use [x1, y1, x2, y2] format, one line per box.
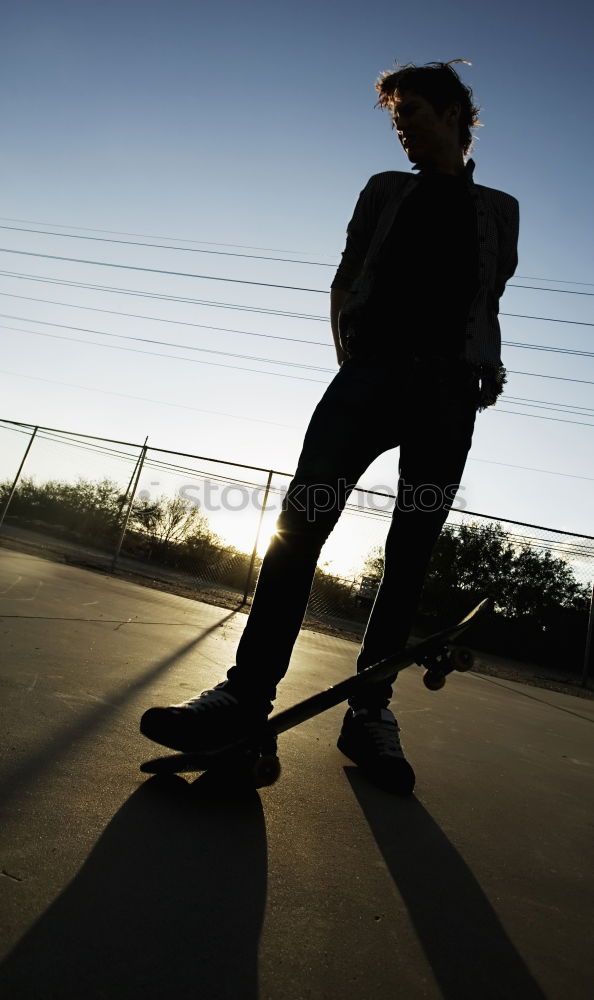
[1, 0, 592, 570]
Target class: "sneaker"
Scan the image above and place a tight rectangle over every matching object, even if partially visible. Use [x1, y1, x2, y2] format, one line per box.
[140, 682, 267, 753]
[337, 707, 416, 796]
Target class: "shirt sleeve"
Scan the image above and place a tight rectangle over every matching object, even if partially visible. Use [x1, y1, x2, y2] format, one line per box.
[494, 196, 519, 300]
[331, 178, 376, 291]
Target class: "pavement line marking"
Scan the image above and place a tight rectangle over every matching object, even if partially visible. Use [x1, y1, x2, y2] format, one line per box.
[0, 575, 23, 596]
[0, 580, 44, 602]
[55, 692, 112, 708]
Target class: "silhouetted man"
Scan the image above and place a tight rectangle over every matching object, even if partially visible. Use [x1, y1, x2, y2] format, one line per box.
[141, 60, 519, 795]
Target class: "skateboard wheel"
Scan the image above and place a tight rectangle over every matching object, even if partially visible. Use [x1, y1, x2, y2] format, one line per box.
[423, 671, 446, 691]
[252, 754, 281, 788]
[451, 647, 474, 672]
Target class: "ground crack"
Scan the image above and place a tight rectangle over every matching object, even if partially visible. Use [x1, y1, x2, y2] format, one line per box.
[1, 869, 24, 882]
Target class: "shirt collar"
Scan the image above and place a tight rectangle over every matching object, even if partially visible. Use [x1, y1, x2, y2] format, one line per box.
[416, 158, 475, 182]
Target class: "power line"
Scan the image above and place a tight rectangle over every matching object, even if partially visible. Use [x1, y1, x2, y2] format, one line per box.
[0, 248, 325, 294]
[8, 427, 591, 544]
[0, 269, 325, 321]
[502, 313, 593, 328]
[0, 216, 328, 258]
[0, 328, 328, 383]
[491, 408, 593, 428]
[7, 317, 581, 421]
[507, 369, 594, 387]
[2, 330, 593, 427]
[0, 370, 302, 428]
[0, 224, 332, 269]
[468, 456, 594, 482]
[504, 394, 594, 415]
[0, 313, 332, 372]
[2, 309, 593, 365]
[0, 417, 285, 475]
[500, 398, 594, 418]
[3, 214, 594, 289]
[1, 407, 592, 493]
[507, 284, 594, 297]
[1, 220, 592, 294]
[0, 268, 592, 330]
[3, 416, 594, 534]
[514, 275, 594, 288]
[0, 292, 329, 347]
[1, 248, 594, 306]
[504, 340, 594, 358]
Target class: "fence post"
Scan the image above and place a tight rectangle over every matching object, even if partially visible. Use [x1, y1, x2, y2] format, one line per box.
[0, 425, 38, 531]
[242, 469, 274, 605]
[111, 440, 149, 572]
[581, 580, 594, 688]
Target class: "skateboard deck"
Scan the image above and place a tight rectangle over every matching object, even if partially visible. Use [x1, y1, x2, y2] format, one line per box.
[140, 597, 491, 786]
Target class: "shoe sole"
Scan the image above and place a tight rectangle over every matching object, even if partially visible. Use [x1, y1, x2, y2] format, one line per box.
[337, 735, 416, 796]
[140, 707, 217, 753]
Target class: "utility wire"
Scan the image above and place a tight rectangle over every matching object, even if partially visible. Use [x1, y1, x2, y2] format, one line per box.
[0, 248, 325, 294]
[0, 370, 301, 428]
[2, 332, 593, 426]
[2, 369, 589, 445]
[4, 311, 593, 416]
[504, 394, 594, 414]
[0, 269, 592, 329]
[501, 398, 594, 418]
[502, 313, 593, 328]
[468, 456, 594, 483]
[491, 408, 593, 428]
[0, 222, 592, 295]
[0, 292, 329, 347]
[0, 327, 328, 383]
[1, 406, 592, 489]
[0, 224, 327, 268]
[2, 311, 593, 362]
[2, 214, 594, 288]
[0, 269, 325, 321]
[0, 216, 327, 258]
[0, 315, 333, 372]
[1, 247, 593, 305]
[504, 340, 594, 358]
[506, 369, 594, 387]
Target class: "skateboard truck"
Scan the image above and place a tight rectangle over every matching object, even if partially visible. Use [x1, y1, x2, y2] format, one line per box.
[421, 643, 475, 691]
[243, 728, 281, 788]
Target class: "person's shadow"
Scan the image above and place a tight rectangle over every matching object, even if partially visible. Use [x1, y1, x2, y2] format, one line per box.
[345, 768, 546, 999]
[0, 773, 267, 1000]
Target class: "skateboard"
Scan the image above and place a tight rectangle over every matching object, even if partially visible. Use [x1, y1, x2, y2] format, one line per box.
[140, 597, 491, 787]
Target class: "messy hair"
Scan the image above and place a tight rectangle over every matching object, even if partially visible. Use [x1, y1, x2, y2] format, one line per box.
[375, 60, 482, 156]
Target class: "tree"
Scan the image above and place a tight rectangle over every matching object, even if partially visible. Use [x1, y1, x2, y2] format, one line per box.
[130, 494, 212, 547]
[360, 521, 589, 621]
[2, 476, 123, 536]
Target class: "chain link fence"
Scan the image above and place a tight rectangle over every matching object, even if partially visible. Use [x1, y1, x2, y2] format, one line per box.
[1, 418, 593, 682]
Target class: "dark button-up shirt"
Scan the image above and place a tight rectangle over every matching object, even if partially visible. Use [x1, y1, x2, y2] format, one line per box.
[332, 159, 519, 407]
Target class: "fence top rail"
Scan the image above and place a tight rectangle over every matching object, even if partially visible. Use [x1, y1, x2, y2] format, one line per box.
[2, 416, 593, 543]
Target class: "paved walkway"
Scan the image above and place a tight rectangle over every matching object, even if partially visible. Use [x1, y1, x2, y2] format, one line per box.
[0, 549, 592, 999]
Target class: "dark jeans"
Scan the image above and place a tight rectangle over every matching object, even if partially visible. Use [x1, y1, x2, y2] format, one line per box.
[227, 355, 479, 711]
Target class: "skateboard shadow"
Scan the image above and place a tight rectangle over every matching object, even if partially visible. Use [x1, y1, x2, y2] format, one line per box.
[0, 773, 267, 1000]
[345, 769, 546, 1000]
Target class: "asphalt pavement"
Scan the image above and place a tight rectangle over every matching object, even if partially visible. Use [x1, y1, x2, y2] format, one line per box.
[0, 548, 592, 999]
